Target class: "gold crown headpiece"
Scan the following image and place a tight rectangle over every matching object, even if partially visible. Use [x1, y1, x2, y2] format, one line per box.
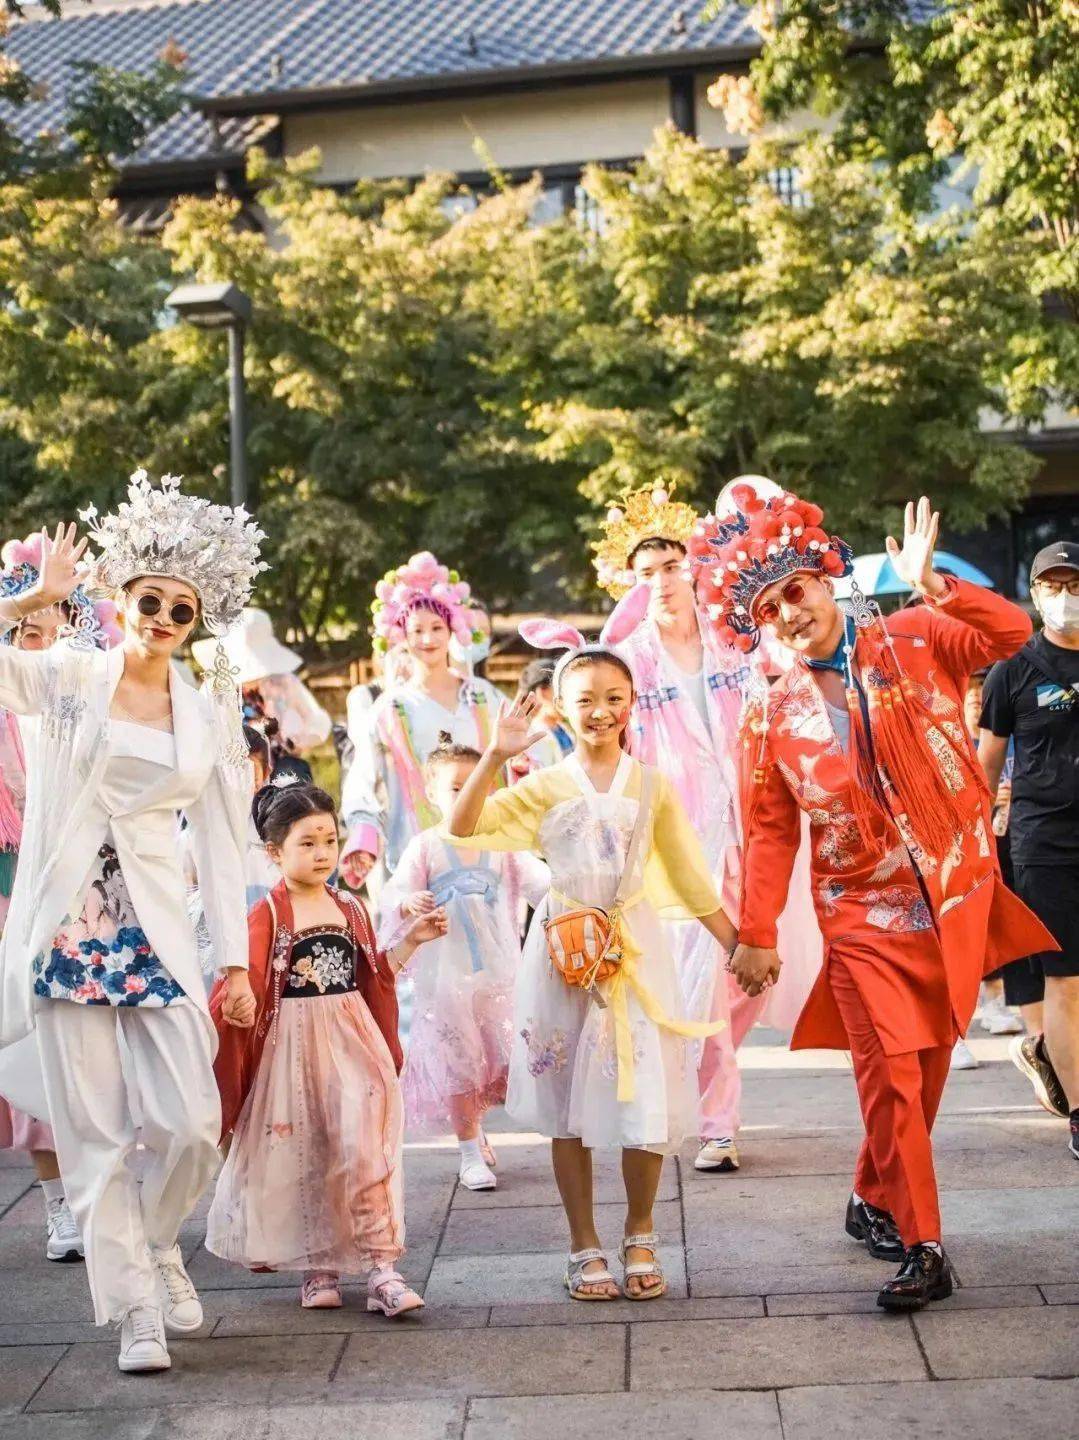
[592, 483, 699, 598]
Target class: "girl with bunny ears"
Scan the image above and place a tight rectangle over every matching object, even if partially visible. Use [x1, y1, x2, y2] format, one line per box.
[446, 612, 735, 1304]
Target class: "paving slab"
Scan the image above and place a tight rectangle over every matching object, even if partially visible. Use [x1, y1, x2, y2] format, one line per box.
[333, 1322, 626, 1399]
[214, 1300, 487, 1338]
[780, 1377, 1079, 1440]
[946, 1233, 1079, 1286]
[29, 1334, 339, 1413]
[424, 1245, 687, 1307]
[630, 1313, 927, 1390]
[450, 1152, 678, 1209]
[766, 1284, 1047, 1316]
[1042, 1283, 1079, 1305]
[440, 1198, 682, 1256]
[0, 1251, 96, 1323]
[4, 1400, 465, 1439]
[691, 1259, 886, 1299]
[466, 1388, 783, 1440]
[0, 1344, 65, 1414]
[488, 1295, 764, 1326]
[914, 1304, 1079, 1379]
[0, 1174, 33, 1211]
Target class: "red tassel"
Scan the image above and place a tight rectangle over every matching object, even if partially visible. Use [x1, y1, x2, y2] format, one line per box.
[844, 686, 886, 861]
[866, 674, 973, 864]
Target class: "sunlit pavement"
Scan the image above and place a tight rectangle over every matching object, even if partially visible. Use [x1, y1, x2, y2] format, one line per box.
[1, 1029, 1075, 1438]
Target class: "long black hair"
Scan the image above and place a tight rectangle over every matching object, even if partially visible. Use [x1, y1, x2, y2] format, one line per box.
[252, 781, 337, 846]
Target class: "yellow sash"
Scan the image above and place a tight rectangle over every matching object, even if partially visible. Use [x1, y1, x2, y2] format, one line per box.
[552, 887, 726, 1102]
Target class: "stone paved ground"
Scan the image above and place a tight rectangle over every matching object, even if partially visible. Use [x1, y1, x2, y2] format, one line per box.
[1, 1030, 1077, 1438]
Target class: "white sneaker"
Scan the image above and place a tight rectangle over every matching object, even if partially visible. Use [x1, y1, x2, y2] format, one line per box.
[458, 1156, 498, 1191]
[117, 1304, 171, 1373]
[979, 995, 1024, 1035]
[950, 1038, 980, 1071]
[152, 1244, 204, 1333]
[694, 1138, 740, 1172]
[45, 1197, 84, 1263]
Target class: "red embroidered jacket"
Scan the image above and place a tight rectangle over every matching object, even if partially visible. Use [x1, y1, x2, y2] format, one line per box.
[210, 879, 402, 1140]
[739, 579, 1057, 1051]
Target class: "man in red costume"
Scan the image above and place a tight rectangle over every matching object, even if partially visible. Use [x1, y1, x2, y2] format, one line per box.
[690, 490, 1056, 1311]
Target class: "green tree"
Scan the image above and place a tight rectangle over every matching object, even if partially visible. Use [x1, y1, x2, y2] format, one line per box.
[718, 0, 1079, 330]
[532, 124, 1050, 543]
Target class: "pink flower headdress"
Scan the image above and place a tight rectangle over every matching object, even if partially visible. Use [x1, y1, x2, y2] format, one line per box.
[371, 552, 479, 655]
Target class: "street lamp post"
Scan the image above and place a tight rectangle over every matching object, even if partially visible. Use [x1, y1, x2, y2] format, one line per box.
[165, 282, 254, 510]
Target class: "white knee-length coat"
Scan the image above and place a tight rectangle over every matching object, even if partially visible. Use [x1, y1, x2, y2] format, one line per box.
[0, 638, 249, 1051]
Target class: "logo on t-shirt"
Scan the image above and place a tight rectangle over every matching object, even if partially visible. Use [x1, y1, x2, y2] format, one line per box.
[1035, 683, 1075, 712]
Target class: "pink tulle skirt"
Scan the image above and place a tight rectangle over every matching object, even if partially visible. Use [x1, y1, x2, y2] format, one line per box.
[402, 981, 513, 1136]
[206, 991, 404, 1275]
[0, 1097, 53, 1153]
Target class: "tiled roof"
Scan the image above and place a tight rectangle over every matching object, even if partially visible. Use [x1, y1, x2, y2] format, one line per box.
[2, 0, 758, 169]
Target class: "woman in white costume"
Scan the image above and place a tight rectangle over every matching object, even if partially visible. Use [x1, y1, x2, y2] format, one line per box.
[0, 471, 264, 1374]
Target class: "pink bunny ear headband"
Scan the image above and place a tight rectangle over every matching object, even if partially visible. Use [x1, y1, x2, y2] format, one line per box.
[518, 584, 650, 695]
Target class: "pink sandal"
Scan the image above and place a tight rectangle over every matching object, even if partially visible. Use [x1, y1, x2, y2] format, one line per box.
[366, 1270, 425, 1318]
[301, 1271, 342, 1308]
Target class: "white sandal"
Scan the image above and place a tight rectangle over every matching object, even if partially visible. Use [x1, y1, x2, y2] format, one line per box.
[564, 1247, 620, 1302]
[619, 1233, 666, 1301]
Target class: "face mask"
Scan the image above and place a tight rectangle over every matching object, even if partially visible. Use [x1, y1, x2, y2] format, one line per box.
[1036, 590, 1079, 635]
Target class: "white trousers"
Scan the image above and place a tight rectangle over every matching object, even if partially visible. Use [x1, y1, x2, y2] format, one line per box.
[35, 999, 221, 1326]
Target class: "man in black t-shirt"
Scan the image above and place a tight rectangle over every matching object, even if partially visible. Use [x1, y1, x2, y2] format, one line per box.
[979, 541, 1079, 1162]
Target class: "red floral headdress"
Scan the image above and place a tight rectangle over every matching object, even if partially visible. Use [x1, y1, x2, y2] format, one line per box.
[688, 483, 854, 652]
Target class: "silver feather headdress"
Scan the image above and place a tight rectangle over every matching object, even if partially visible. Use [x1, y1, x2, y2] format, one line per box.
[79, 470, 268, 636]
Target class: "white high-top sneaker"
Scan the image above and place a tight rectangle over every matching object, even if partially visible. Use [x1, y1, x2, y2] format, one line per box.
[45, 1197, 84, 1263]
[117, 1304, 170, 1373]
[152, 1244, 204, 1333]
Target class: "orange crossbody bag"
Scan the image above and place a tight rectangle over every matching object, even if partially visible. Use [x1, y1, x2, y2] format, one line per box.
[544, 768, 654, 994]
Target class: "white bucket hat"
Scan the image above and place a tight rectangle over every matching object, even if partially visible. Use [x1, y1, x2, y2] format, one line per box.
[192, 607, 301, 685]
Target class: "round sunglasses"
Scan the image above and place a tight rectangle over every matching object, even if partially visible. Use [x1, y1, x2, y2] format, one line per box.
[755, 578, 809, 626]
[135, 593, 197, 626]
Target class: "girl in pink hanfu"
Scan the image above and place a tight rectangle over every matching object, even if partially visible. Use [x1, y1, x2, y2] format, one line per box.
[379, 741, 549, 1191]
[0, 534, 122, 1263]
[340, 553, 505, 896]
[207, 782, 447, 1314]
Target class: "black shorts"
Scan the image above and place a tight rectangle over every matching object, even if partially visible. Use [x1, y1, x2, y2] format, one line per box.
[1002, 864, 1079, 1007]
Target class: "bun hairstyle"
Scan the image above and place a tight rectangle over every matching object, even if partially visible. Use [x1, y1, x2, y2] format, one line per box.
[425, 730, 482, 772]
[252, 780, 337, 847]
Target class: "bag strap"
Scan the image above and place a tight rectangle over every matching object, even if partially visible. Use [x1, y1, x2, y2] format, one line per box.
[614, 764, 655, 909]
[1019, 640, 1078, 704]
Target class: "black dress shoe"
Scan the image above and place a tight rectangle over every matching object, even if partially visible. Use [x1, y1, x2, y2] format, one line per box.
[844, 1195, 905, 1262]
[877, 1244, 953, 1312]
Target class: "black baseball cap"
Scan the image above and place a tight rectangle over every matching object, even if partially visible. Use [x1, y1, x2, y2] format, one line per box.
[1031, 541, 1079, 583]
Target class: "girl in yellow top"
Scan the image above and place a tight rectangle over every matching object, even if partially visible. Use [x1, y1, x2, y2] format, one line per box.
[449, 644, 735, 1303]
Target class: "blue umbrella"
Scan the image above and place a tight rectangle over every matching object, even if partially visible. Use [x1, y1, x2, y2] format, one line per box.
[834, 550, 993, 599]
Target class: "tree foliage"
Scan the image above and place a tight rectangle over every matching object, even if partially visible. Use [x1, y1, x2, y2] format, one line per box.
[721, 0, 1079, 325]
[1, 124, 1062, 648]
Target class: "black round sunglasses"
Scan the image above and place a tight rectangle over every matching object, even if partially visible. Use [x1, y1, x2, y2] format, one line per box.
[135, 593, 197, 626]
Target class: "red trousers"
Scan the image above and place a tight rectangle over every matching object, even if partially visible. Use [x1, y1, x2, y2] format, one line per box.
[829, 955, 952, 1246]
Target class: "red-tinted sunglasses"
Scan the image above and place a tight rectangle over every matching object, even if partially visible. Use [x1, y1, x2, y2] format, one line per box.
[755, 578, 808, 626]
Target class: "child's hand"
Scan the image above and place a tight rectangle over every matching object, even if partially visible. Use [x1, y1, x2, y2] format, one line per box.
[341, 851, 376, 889]
[407, 907, 449, 945]
[222, 969, 257, 1028]
[491, 694, 547, 760]
[403, 890, 437, 917]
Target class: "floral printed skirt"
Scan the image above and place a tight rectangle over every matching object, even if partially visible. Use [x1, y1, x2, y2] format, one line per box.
[402, 979, 513, 1135]
[206, 991, 404, 1275]
[32, 845, 184, 1007]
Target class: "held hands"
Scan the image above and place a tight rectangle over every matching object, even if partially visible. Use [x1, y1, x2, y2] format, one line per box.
[728, 943, 782, 999]
[490, 694, 548, 761]
[402, 890, 437, 917]
[885, 497, 948, 599]
[222, 969, 257, 1029]
[406, 907, 449, 945]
